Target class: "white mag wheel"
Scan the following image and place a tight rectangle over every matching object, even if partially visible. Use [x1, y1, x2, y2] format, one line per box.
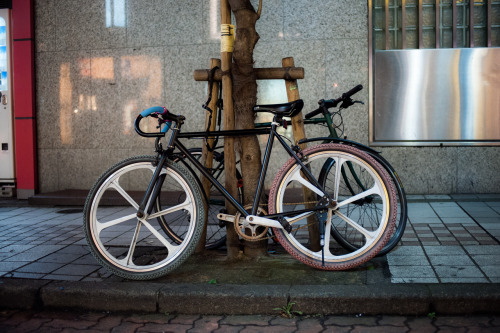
[268, 144, 397, 270]
[83, 156, 204, 280]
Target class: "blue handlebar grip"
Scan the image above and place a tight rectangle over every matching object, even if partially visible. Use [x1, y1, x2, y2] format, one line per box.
[140, 106, 167, 117]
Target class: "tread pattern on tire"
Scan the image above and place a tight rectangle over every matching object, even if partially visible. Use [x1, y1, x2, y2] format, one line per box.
[83, 155, 205, 280]
[268, 143, 398, 270]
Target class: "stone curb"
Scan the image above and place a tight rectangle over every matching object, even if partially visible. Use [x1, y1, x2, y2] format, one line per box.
[1, 278, 500, 316]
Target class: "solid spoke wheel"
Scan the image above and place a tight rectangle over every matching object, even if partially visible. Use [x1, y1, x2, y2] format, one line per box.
[318, 152, 407, 256]
[83, 156, 204, 280]
[268, 144, 397, 270]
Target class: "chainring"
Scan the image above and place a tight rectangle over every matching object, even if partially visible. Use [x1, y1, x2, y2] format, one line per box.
[234, 205, 268, 241]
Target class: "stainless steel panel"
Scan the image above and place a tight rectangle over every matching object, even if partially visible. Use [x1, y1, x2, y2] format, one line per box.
[373, 48, 500, 146]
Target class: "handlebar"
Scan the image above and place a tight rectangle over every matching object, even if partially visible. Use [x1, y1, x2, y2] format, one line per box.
[134, 106, 185, 138]
[304, 84, 363, 119]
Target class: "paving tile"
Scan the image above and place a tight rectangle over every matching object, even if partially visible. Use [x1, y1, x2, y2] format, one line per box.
[470, 254, 500, 266]
[428, 255, 475, 266]
[408, 203, 438, 218]
[16, 261, 65, 274]
[386, 246, 425, 256]
[0, 261, 28, 272]
[41, 274, 84, 281]
[424, 245, 466, 256]
[389, 265, 436, 278]
[50, 264, 100, 276]
[434, 266, 485, 278]
[38, 252, 84, 264]
[391, 277, 439, 283]
[464, 245, 500, 255]
[0, 244, 36, 253]
[440, 277, 489, 283]
[481, 265, 500, 278]
[57, 245, 90, 255]
[440, 217, 474, 224]
[425, 195, 452, 200]
[387, 255, 430, 266]
[409, 217, 442, 224]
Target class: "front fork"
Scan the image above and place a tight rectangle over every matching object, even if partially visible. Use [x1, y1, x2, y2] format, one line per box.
[136, 151, 168, 219]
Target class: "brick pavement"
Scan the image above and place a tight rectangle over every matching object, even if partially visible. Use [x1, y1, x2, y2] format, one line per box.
[1, 309, 500, 332]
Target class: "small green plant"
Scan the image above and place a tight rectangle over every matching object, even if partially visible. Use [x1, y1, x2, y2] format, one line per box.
[208, 279, 217, 284]
[427, 312, 436, 319]
[274, 301, 303, 318]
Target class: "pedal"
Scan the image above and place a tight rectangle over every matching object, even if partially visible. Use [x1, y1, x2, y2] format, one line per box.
[278, 216, 292, 233]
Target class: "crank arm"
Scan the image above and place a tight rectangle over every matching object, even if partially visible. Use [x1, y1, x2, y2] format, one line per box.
[217, 213, 237, 223]
[246, 216, 283, 229]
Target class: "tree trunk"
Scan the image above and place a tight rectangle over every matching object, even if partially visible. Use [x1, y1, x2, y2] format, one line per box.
[228, 0, 267, 258]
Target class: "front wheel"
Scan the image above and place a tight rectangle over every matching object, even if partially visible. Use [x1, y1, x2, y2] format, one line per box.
[268, 144, 397, 270]
[83, 156, 204, 280]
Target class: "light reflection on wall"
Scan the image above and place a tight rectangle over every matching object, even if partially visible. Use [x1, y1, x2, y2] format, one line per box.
[59, 63, 73, 145]
[209, 0, 220, 40]
[60, 53, 162, 143]
[120, 55, 162, 134]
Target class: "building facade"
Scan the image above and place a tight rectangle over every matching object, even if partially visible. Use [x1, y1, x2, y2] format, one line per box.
[3, 0, 500, 198]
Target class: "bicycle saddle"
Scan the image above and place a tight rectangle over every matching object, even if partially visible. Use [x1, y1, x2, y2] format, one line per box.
[253, 99, 304, 117]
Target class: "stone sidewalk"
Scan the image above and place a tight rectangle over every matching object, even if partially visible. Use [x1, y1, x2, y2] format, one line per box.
[0, 194, 499, 315]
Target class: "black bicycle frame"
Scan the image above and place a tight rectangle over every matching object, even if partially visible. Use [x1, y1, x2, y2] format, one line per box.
[140, 117, 327, 221]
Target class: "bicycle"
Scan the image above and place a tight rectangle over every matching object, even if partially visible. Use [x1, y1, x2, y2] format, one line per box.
[175, 85, 407, 256]
[83, 97, 398, 280]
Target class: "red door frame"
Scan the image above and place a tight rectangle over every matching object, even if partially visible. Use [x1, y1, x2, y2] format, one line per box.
[12, 0, 37, 199]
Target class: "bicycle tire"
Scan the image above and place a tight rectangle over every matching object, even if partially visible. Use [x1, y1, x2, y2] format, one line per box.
[268, 143, 397, 270]
[83, 155, 204, 280]
[318, 151, 407, 256]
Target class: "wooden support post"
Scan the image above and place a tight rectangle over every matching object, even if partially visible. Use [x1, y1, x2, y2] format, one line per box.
[282, 57, 320, 251]
[220, 0, 240, 255]
[282, 57, 307, 148]
[195, 58, 221, 253]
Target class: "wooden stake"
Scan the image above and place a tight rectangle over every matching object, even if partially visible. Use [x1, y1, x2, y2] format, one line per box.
[195, 58, 221, 253]
[194, 67, 304, 81]
[282, 57, 320, 251]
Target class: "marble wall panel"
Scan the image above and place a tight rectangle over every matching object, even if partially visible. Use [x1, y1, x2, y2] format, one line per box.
[252, 0, 284, 42]
[457, 147, 500, 193]
[324, 0, 368, 39]
[37, 148, 60, 193]
[164, 43, 220, 135]
[127, 0, 203, 47]
[88, 47, 164, 150]
[380, 147, 458, 194]
[283, 0, 329, 40]
[34, 0, 56, 52]
[36, 50, 94, 150]
[55, 0, 126, 51]
[56, 148, 133, 191]
[326, 38, 369, 144]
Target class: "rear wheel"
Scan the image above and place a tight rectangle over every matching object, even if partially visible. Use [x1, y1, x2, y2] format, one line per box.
[268, 144, 397, 270]
[318, 152, 407, 256]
